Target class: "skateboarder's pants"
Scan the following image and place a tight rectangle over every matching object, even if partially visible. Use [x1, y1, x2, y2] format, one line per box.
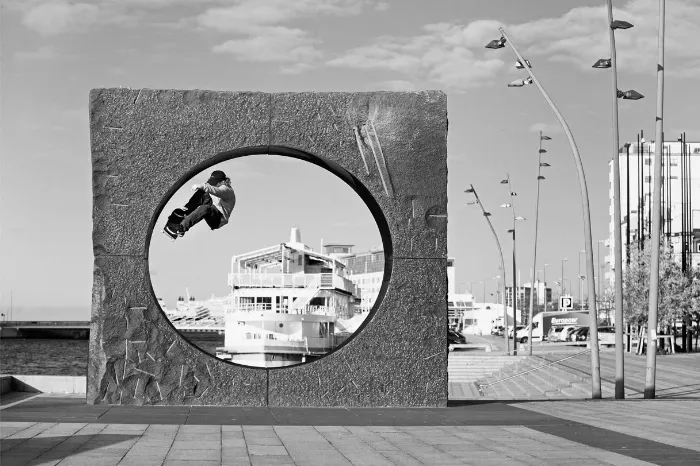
[181, 205, 223, 231]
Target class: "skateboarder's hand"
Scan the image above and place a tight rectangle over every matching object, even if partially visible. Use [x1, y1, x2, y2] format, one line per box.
[191, 184, 201, 192]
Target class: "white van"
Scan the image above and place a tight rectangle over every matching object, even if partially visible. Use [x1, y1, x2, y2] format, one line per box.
[517, 311, 590, 343]
[516, 314, 543, 343]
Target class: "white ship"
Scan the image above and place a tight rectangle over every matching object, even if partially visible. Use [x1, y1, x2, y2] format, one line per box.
[215, 227, 365, 367]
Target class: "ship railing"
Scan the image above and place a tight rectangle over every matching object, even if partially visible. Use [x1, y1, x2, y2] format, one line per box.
[228, 273, 321, 289]
[226, 304, 351, 318]
[228, 272, 359, 296]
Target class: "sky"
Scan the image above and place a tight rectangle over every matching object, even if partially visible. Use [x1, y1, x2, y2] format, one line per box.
[1, 0, 699, 320]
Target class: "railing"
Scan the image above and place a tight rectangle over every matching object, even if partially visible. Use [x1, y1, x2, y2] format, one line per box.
[228, 273, 319, 288]
[228, 272, 358, 295]
[473, 349, 593, 397]
[226, 304, 350, 318]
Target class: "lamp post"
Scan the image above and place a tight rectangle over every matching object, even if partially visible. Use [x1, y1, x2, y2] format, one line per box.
[593, 0, 642, 400]
[561, 258, 568, 297]
[646, 0, 666, 399]
[543, 263, 548, 312]
[466, 185, 510, 355]
[578, 250, 586, 309]
[501, 174, 526, 355]
[481, 281, 486, 305]
[527, 132, 551, 355]
[486, 28, 601, 396]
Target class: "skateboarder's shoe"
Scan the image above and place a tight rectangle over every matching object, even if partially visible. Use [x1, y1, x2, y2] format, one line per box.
[163, 225, 179, 240]
[176, 225, 186, 237]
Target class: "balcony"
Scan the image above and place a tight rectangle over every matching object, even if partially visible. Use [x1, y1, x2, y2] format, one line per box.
[228, 272, 359, 296]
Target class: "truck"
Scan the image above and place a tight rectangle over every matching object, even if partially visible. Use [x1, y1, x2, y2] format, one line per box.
[516, 311, 590, 343]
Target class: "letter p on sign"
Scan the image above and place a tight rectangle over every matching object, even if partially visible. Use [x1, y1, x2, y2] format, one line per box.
[560, 296, 573, 310]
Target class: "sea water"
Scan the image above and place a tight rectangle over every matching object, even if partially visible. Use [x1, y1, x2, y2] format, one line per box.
[0, 333, 224, 376]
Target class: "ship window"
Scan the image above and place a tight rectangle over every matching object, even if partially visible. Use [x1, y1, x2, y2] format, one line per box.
[298, 256, 302, 265]
[245, 333, 252, 339]
[237, 322, 245, 326]
[267, 333, 275, 339]
[253, 333, 261, 339]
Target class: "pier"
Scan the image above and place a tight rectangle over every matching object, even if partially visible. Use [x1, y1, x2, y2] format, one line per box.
[0, 320, 225, 339]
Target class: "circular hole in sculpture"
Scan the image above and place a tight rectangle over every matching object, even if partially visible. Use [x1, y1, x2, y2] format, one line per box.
[149, 154, 385, 368]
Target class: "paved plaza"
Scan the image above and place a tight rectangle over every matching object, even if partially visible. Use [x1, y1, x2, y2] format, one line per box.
[2, 395, 699, 465]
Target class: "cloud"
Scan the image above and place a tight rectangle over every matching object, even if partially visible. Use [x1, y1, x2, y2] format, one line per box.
[374, 80, 418, 91]
[328, 22, 506, 90]
[212, 26, 323, 69]
[22, 2, 99, 36]
[507, 0, 700, 77]
[328, 0, 700, 89]
[201, 0, 387, 71]
[15, 45, 59, 61]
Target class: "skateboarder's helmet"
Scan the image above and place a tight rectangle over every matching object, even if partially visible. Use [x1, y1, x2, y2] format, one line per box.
[207, 170, 227, 186]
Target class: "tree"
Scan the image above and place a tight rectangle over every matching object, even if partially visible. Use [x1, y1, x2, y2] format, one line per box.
[623, 239, 700, 337]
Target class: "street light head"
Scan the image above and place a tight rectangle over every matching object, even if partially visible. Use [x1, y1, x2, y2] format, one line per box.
[592, 58, 612, 69]
[617, 89, 644, 100]
[611, 20, 634, 30]
[541, 135, 552, 141]
[466, 201, 479, 205]
[483, 212, 492, 217]
[540, 162, 551, 167]
[500, 179, 509, 184]
[515, 59, 531, 69]
[539, 149, 547, 153]
[515, 216, 526, 221]
[464, 188, 475, 193]
[500, 203, 512, 208]
[507, 77, 533, 87]
[507, 229, 515, 233]
[537, 175, 546, 180]
[486, 37, 506, 49]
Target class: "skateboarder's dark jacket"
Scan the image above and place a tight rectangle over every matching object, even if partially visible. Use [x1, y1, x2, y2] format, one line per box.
[191, 181, 236, 228]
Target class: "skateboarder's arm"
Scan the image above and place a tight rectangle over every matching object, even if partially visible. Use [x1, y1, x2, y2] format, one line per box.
[192, 183, 236, 201]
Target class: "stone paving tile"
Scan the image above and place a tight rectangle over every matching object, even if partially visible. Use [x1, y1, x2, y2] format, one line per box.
[341, 452, 398, 466]
[249, 456, 295, 465]
[170, 440, 221, 450]
[289, 455, 353, 466]
[165, 447, 221, 461]
[26, 459, 61, 466]
[379, 450, 424, 465]
[246, 444, 289, 456]
[162, 461, 221, 466]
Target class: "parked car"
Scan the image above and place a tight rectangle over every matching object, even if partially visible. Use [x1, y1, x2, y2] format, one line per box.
[508, 325, 525, 338]
[448, 329, 467, 350]
[571, 327, 589, 341]
[558, 325, 579, 342]
[596, 326, 616, 344]
[491, 325, 505, 336]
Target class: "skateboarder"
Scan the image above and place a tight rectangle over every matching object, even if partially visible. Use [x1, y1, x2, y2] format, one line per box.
[163, 170, 236, 240]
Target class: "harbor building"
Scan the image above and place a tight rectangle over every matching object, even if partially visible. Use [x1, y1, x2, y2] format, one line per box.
[325, 244, 385, 313]
[607, 136, 700, 286]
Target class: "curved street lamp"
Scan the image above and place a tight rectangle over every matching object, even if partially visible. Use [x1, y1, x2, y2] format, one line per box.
[465, 185, 510, 355]
[592, 0, 642, 400]
[501, 174, 525, 354]
[527, 132, 551, 354]
[486, 27, 602, 398]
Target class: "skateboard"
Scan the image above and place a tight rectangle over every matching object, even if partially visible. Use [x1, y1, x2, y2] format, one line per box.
[162, 189, 212, 241]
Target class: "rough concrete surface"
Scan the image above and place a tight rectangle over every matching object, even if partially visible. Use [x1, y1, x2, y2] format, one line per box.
[89, 89, 448, 407]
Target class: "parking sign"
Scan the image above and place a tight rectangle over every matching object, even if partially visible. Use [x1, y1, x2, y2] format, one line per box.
[559, 296, 573, 310]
